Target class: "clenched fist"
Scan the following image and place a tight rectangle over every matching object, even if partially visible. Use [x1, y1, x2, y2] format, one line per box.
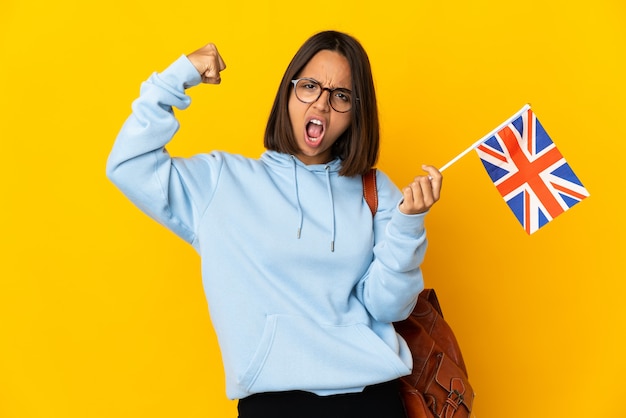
[187, 43, 227, 84]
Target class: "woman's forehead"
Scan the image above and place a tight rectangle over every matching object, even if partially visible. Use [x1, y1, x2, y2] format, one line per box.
[299, 50, 352, 88]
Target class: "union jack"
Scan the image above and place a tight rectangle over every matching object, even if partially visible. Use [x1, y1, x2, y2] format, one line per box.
[476, 107, 589, 234]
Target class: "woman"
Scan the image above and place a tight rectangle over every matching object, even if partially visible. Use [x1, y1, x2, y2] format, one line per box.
[107, 30, 442, 418]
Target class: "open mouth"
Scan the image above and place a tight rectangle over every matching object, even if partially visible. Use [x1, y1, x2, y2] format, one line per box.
[305, 118, 325, 145]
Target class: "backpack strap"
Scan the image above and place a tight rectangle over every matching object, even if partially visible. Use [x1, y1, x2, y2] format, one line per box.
[362, 168, 378, 216]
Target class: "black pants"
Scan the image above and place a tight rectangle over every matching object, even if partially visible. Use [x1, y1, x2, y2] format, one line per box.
[237, 380, 406, 418]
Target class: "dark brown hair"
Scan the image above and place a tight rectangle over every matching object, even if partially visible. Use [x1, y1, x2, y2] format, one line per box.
[264, 31, 379, 177]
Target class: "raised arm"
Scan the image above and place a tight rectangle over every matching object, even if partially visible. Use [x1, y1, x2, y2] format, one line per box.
[106, 44, 227, 243]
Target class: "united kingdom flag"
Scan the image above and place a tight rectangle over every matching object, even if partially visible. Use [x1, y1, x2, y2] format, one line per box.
[476, 107, 589, 234]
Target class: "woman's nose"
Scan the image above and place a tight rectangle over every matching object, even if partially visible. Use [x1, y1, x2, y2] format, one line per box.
[312, 89, 331, 112]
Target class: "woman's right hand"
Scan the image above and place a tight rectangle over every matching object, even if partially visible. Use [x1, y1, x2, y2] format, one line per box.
[187, 43, 227, 84]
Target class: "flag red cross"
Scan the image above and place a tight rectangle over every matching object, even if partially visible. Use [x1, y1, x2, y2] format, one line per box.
[487, 125, 565, 219]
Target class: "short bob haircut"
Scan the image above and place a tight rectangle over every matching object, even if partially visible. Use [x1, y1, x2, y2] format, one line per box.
[264, 31, 379, 177]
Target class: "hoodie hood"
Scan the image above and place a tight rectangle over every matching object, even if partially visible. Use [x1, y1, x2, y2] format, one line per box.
[261, 151, 342, 251]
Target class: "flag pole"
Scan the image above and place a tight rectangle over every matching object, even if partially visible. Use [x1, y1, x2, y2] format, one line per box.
[439, 104, 531, 172]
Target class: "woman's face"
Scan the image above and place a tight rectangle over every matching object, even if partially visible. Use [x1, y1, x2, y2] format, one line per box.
[288, 50, 352, 165]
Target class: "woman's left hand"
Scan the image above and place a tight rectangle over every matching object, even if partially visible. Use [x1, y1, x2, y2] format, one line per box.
[399, 165, 443, 215]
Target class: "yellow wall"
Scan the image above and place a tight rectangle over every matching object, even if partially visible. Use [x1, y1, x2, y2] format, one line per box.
[1, 1, 624, 417]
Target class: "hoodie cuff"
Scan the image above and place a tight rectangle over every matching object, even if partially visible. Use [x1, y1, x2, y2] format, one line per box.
[388, 201, 427, 238]
[158, 54, 203, 91]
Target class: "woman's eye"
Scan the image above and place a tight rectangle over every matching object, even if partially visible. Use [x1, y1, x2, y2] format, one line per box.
[334, 91, 351, 102]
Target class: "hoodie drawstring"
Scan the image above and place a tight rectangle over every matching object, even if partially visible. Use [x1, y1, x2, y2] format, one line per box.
[290, 156, 337, 252]
[325, 166, 336, 252]
[291, 156, 304, 239]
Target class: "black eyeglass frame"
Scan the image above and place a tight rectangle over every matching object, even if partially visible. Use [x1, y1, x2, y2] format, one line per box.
[290, 78, 356, 113]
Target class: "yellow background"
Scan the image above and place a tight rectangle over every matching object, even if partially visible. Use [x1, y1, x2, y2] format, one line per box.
[1, 0, 624, 417]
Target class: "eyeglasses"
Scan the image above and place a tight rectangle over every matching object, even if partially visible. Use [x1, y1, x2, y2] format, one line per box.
[291, 78, 354, 113]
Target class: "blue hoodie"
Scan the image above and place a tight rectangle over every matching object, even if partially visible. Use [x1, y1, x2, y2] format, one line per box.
[106, 55, 427, 400]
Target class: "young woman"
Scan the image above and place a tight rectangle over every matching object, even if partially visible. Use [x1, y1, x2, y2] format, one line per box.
[107, 30, 442, 418]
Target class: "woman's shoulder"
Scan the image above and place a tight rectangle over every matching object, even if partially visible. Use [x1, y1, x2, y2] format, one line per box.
[172, 151, 264, 181]
[371, 168, 402, 205]
[193, 150, 262, 166]
[372, 168, 396, 188]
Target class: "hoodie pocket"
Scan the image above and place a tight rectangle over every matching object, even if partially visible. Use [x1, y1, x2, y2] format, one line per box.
[239, 314, 410, 393]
